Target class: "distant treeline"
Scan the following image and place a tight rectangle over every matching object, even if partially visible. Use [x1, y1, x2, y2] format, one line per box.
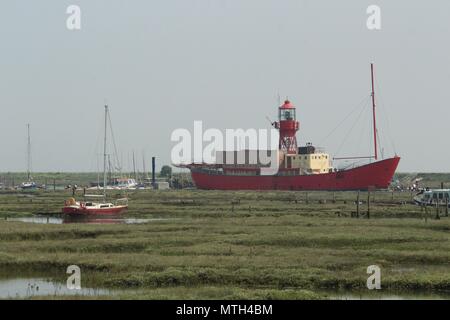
[0, 171, 193, 188]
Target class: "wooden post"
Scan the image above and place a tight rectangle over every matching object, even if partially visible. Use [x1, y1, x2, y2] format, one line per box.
[332, 191, 336, 203]
[435, 200, 440, 220]
[446, 197, 449, 217]
[391, 190, 394, 202]
[356, 191, 360, 218]
[425, 204, 428, 223]
[305, 192, 309, 204]
[367, 190, 370, 219]
[53, 179, 56, 192]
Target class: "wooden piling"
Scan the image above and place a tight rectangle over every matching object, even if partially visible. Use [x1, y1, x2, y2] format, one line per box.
[446, 197, 449, 217]
[367, 190, 370, 219]
[356, 191, 360, 218]
[435, 200, 440, 220]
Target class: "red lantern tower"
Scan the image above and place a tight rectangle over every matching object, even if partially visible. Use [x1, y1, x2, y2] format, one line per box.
[274, 100, 299, 154]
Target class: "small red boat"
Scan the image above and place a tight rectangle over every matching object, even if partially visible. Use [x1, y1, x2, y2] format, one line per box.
[62, 197, 128, 215]
[62, 105, 129, 216]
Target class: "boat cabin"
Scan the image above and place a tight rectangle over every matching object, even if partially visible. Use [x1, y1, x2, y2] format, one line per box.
[283, 143, 332, 174]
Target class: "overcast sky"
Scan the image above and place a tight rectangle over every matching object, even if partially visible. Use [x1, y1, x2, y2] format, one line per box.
[1, 0, 449, 172]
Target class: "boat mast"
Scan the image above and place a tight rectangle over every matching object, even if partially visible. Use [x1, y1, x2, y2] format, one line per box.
[142, 153, 147, 180]
[103, 105, 108, 200]
[371, 63, 378, 160]
[26, 124, 32, 181]
[132, 150, 137, 182]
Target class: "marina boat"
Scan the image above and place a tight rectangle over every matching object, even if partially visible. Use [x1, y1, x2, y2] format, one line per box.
[62, 105, 128, 215]
[110, 177, 138, 189]
[63, 195, 128, 215]
[20, 124, 37, 190]
[181, 64, 400, 191]
[20, 181, 37, 189]
[88, 177, 138, 190]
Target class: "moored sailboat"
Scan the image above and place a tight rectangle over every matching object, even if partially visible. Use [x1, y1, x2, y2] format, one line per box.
[21, 124, 37, 190]
[62, 105, 128, 215]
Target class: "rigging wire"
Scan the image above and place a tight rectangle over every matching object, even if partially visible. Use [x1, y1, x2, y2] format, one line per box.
[107, 110, 122, 174]
[374, 77, 397, 155]
[318, 94, 372, 147]
[376, 128, 383, 159]
[334, 98, 371, 158]
[89, 111, 104, 177]
[339, 158, 367, 170]
[355, 104, 371, 157]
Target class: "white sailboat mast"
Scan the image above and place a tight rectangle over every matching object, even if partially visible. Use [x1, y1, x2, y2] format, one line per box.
[103, 105, 108, 199]
[27, 124, 32, 181]
[142, 153, 147, 180]
[133, 150, 137, 181]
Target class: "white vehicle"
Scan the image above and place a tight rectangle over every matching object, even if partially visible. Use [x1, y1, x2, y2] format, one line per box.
[414, 189, 450, 206]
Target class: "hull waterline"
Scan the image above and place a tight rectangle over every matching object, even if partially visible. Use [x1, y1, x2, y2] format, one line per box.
[62, 206, 128, 216]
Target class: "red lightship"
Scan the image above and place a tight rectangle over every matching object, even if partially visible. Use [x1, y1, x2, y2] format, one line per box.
[184, 64, 400, 191]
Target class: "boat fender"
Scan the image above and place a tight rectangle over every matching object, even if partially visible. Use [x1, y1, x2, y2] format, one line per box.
[66, 197, 76, 206]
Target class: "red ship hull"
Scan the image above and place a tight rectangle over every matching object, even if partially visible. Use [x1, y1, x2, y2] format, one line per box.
[190, 156, 400, 191]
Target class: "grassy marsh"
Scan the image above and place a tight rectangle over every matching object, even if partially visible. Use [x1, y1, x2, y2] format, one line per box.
[0, 188, 449, 299]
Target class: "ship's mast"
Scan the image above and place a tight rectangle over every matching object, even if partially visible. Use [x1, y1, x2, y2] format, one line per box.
[103, 105, 108, 200]
[371, 63, 378, 160]
[142, 153, 147, 180]
[334, 64, 380, 161]
[132, 150, 137, 182]
[26, 124, 31, 181]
